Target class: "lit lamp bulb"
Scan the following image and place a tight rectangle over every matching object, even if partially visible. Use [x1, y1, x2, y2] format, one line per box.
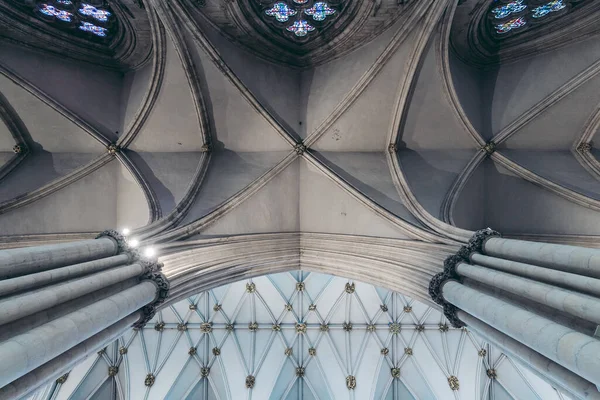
[144, 247, 156, 258]
[122, 228, 130, 236]
[128, 239, 139, 248]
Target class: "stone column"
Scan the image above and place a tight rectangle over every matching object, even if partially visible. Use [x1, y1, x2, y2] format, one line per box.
[429, 228, 600, 399]
[0, 230, 170, 399]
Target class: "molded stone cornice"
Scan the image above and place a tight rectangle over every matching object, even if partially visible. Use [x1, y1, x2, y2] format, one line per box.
[167, 0, 298, 147]
[492, 59, 600, 146]
[118, 6, 167, 149]
[303, 0, 434, 148]
[491, 151, 600, 212]
[0, 154, 114, 216]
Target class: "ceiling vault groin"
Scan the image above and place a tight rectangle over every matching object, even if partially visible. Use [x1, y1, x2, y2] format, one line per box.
[573, 103, 600, 180]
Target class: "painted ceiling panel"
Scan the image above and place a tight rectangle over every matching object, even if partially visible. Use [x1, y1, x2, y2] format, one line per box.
[43, 271, 567, 400]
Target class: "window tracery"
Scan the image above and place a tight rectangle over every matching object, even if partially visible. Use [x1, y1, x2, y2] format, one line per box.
[260, 0, 341, 39]
[14, 0, 115, 39]
[487, 0, 581, 37]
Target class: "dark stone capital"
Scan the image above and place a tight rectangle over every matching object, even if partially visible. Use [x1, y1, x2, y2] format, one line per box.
[467, 228, 501, 254]
[96, 230, 129, 254]
[133, 272, 170, 329]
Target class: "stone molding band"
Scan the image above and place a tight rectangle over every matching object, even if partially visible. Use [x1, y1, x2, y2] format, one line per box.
[428, 228, 501, 327]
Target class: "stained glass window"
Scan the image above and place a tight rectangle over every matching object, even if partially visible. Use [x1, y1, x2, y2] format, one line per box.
[304, 2, 335, 21]
[488, 0, 577, 37]
[22, 0, 115, 39]
[265, 2, 297, 22]
[286, 20, 315, 37]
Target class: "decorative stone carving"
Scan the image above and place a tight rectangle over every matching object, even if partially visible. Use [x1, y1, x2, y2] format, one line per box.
[366, 324, 376, 332]
[391, 368, 401, 379]
[226, 324, 234, 332]
[119, 346, 128, 355]
[296, 367, 305, 377]
[249, 322, 259, 331]
[133, 272, 170, 329]
[12, 144, 25, 154]
[213, 304, 222, 312]
[213, 347, 221, 356]
[201, 367, 210, 377]
[294, 143, 307, 155]
[404, 347, 413, 355]
[246, 375, 256, 389]
[285, 347, 293, 356]
[272, 324, 281, 331]
[415, 324, 425, 332]
[343, 322, 353, 331]
[482, 141, 496, 155]
[381, 348, 389, 356]
[285, 304, 293, 311]
[487, 369, 497, 379]
[188, 347, 197, 356]
[296, 323, 307, 333]
[200, 143, 212, 153]
[345, 283, 355, 294]
[389, 323, 400, 334]
[177, 323, 188, 331]
[296, 282, 305, 291]
[448, 376, 459, 391]
[403, 306, 412, 313]
[189, 304, 197, 311]
[346, 375, 356, 390]
[439, 324, 449, 332]
[97, 348, 106, 356]
[200, 323, 212, 333]
[246, 282, 256, 293]
[388, 143, 397, 153]
[56, 373, 69, 384]
[478, 349, 487, 357]
[577, 142, 592, 153]
[107, 143, 120, 155]
[380, 304, 388, 312]
[309, 304, 317, 311]
[96, 230, 129, 253]
[468, 228, 501, 254]
[309, 347, 317, 356]
[145, 374, 155, 387]
[108, 366, 119, 376]
[320, 324, 329, 332]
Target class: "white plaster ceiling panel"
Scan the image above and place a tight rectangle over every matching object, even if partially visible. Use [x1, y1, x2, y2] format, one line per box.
[298, 159, 412, 238]
[400, 39, 477, 150]
[121, 63, 153, 136]
[0, 160, 119, 235]
[313, 40, 415, 152]
[484, 161, 600, 235]
[0, 152, 98, 204]
[397, 149, 477, 220]
[303, 21, 415, 139]
[501, 150, 600, 201]
[130, 38, 205, 152]
[0, 43, 123, 136]
[197, 18, 303, 135]
[0, 116, 15, 151]
[452, 163, 486, 231]
[489, 35, 600, 135]
[190, 40, 291, 152]
[44, 271, 566, 400]
[500, 74, 600, 150]
[199, 159, 299, 235]
[314, 151, 423, 227]
[0, 75, 106, 153]
[116, 162, 151, 230]
[180, 151, 288, 226]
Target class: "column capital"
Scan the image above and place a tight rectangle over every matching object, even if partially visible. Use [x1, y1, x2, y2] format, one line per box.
[133, 271, 170, 329]
[96, 230, 129, 254]
[467, 228, 501, 254]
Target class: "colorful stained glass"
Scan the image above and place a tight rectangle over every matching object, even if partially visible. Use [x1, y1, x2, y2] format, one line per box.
[491, 0, 526, 19]
[304, 2, 335, 21]
[495, 16, 526, 33]
[532, 0, 566, 18]
[39, 4, 73, 22]
[286, 20, 315, 36]
[56, 0, 73, 4]
[79, 21, 108, 36]
[78, 3, 112, 22]
[265, 2, 297, 22]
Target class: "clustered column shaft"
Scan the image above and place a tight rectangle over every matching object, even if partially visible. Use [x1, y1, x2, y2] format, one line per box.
[0, 230, 170, 400]
[430, 229, 600, 400]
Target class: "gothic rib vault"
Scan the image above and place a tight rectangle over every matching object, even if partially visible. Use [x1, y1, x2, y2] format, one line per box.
[1, 0, 600, 398]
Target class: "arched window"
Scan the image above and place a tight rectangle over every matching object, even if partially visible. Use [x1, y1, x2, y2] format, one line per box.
[260, 0, 342, 39]
[487, 0, 584, 37]
[14, 0, 115, 39]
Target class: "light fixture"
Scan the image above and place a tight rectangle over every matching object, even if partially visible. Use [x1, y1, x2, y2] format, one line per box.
[128, 239, 139, 248]
[144, 247, 156, 257]
[121, 228, 130, 236]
